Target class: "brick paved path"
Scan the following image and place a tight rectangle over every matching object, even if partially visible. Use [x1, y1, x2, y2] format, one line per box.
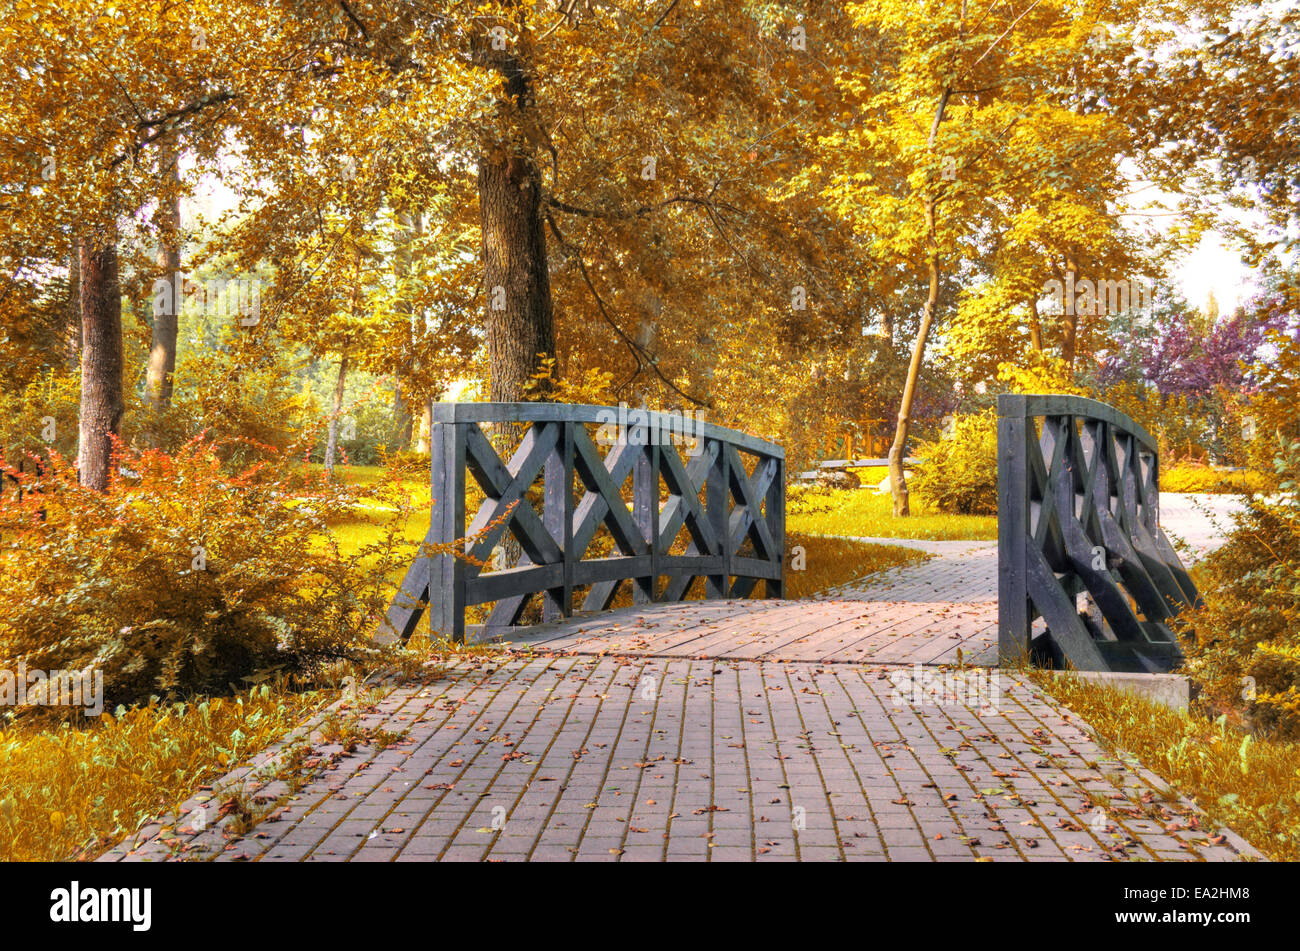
[99, 495, 1255, 862]
[101, 654, 1255, 862]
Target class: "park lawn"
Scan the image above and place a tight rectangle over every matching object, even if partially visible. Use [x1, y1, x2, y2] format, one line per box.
[783, 533, 926, 597]
[325, 464, 430, 568]
[1029, 670, 1300, 862]
[789, 484, 998, 540]
[1160, 464, 1270, 494]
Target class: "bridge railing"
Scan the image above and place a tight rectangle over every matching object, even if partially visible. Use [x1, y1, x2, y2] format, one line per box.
[997, 394, 1200, 673]
[381, 402, 785, 643]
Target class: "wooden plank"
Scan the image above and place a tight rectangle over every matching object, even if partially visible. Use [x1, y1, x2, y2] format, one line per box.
[1025, 544, 1108, 671]
[766, 454, 785, 597]
[572, 555, 654, 584]
[730, 555, 782, 581]
[706, 439, 729, 598]
[633, 442, 659, 604]
[465, 563, 565, 602]
[542, 421, 574, 621]
[583, 578, 624, 612]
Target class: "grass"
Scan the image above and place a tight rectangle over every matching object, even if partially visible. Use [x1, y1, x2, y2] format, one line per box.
[784, 532, 927, 597]
[0, 683, 334, 861]
[1030, 669, 1300, 861]
[1161, 464, 1269, 495]
[789, 481, 998, 541]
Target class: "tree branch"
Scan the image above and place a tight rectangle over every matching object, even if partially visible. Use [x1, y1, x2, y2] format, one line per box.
[544, 212, 712, 408]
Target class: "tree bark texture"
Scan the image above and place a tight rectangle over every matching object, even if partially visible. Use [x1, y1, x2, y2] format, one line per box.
[78, 235, 124, 491]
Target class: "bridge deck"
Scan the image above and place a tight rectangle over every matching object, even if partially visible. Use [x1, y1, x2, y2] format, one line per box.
[500, 541, 998, 666]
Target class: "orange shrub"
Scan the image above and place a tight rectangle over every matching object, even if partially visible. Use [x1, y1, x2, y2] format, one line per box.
[0, 435, 416, 712]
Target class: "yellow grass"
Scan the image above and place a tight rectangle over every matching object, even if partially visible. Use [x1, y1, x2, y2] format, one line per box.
[789, 484, 998, 540]
[0, 685, 333, 861]
[1032, 670, 1300, 861]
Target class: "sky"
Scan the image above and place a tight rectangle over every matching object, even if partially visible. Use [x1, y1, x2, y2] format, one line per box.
[1172, 233, 1257, 314]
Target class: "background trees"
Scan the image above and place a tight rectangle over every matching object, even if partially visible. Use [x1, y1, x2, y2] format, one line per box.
[0, 0, 1293, 502]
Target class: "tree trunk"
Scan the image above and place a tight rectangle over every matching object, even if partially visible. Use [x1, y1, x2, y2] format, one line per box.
[888, 86, 950, 518]
[1061, 249, 1079, 372]
[1028, 296, 1043, 352]
[63, 243, 80, 368]
[887, 208, 940, 517]
[146, 138, 182, 412]
[478, 148, 555, 402]
[392, 383, 413, 451]
[324, 354, 348, 479]
[416, 400, 431, 454]
[392, 208, 416, 450]
[78, 235, 124, 491]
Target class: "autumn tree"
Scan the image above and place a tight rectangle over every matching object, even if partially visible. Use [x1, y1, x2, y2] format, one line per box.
[811, 0, 1167, 514]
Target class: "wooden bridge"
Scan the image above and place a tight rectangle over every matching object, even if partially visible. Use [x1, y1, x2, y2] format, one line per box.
[382, 396, 1198, 675]
[106, 397, 1254, 864]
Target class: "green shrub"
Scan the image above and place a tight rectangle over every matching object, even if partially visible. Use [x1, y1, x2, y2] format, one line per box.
[0, 435, 421, 713]
[911, 408, 998, 515]
[1179, 440, 1300, 737]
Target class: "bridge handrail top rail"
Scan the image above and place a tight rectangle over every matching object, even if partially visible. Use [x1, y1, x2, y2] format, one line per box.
[429, 401, 784, 458]
[997, 393, 1157, 454]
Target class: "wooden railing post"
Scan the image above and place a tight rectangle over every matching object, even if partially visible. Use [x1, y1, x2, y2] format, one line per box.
[706, 438, 729, 598]
[997, 396, 1031, 665]
[429, 419, 466, 642]
[633, 438, 661, 604]
[766, 454, 785, 598]
[542, 420, 574, 621]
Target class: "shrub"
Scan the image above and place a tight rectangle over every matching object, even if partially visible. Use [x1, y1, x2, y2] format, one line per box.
[1243, 331, 1300, 485]
[139, 338, 318, 468]
[1179, 440, 1300, 737]
[0, 435, 423, 713]
[911, 409, 998, 515]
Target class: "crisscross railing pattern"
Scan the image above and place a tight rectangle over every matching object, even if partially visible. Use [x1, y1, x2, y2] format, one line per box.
[382, 403, 785, 642]
[998, 394, 1200, 673]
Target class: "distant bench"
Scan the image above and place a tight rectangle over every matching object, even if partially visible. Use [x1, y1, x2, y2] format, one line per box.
[796, 457, 923, 481]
